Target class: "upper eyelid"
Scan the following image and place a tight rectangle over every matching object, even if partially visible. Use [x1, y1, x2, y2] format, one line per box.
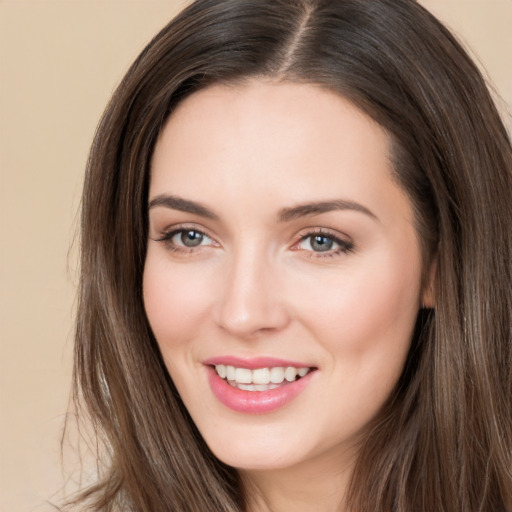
[153, 227, 218, 253]
[292, 228, 355, 253]
[153, 223, 215, 240]
[152, 223, 353, 249]
[294, 226, 352, 243]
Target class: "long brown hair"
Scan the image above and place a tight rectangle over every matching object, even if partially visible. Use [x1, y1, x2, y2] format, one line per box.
[70, 0, 512, 510]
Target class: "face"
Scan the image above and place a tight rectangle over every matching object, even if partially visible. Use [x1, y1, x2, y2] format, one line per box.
[144, 81, 427, 474]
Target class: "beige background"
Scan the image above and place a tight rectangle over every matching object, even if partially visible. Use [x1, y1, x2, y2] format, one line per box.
[1, 1, 510, 511]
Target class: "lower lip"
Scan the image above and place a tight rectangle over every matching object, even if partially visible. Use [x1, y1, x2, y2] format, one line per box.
[206, 366, 315, 414]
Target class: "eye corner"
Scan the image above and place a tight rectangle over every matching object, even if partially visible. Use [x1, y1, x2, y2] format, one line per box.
[150, 223, 221, 256]
[291, 228, 355, 258]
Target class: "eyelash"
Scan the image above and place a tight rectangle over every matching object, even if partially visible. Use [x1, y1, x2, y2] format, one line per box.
[153, 224, 217, 254]
[293, 228, 355, 258]
[153, 225, 355, 258]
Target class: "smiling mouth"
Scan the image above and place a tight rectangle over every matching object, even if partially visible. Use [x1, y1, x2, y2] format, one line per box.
[213, 365, 313, 391]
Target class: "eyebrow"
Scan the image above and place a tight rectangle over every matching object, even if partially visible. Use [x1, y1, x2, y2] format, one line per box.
[148, 194, 377, 223]
[148, 194, 219, 220]
[278, 199, 377, 222]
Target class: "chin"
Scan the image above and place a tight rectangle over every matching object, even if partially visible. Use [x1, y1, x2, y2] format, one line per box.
[213, 445, 301, 471]
[202, 428, 306, 470]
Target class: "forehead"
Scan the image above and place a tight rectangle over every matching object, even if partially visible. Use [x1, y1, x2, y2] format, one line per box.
[156, 80, 388, 157]
[150, 80, 410, 226]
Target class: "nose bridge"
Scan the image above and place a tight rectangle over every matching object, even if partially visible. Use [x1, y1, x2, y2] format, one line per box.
[215, 239, 289, 337]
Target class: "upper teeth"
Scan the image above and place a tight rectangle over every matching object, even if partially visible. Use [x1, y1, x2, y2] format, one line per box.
[215, 365, 310, 384]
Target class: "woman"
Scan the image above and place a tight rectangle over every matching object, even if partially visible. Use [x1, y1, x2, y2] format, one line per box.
[71, 0, 512, 510]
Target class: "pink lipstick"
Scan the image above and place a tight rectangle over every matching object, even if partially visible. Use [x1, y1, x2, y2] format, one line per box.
[203, 356, 316, 414]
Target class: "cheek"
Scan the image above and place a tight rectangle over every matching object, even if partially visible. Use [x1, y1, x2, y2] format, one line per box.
[292, 250, 421, 364]
[291, 254, 421, 434]
[142, 253, 215, 350]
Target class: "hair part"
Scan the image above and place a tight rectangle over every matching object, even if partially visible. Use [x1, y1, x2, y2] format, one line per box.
[69, 1, 512, 510]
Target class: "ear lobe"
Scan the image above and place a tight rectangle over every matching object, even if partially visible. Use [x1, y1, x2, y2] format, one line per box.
[421, 257, 437, 309]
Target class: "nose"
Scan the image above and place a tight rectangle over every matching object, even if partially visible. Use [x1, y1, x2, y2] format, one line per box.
[213, 246, 291, 339]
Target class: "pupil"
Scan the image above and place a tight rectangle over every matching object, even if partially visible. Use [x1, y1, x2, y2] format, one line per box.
[181, 230, 203, 247]
[312, 235, 333, 252]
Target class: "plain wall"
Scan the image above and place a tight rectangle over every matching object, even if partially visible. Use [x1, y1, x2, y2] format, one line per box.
[1, 1, 510, 511]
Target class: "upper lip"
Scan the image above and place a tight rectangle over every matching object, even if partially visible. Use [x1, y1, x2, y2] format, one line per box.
[203, 355, 315, 370]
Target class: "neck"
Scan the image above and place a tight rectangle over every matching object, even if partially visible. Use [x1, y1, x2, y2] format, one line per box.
[240, 447, 356, 512]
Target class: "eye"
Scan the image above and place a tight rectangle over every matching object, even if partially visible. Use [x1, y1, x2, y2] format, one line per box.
[154, 226, 217, 252]
[295, 230, 354, 256]
[173, 229, 209, 248]
[305, 234, 336, 252]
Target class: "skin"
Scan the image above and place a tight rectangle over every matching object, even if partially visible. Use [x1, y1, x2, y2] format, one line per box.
[143, 80, 430, 511]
